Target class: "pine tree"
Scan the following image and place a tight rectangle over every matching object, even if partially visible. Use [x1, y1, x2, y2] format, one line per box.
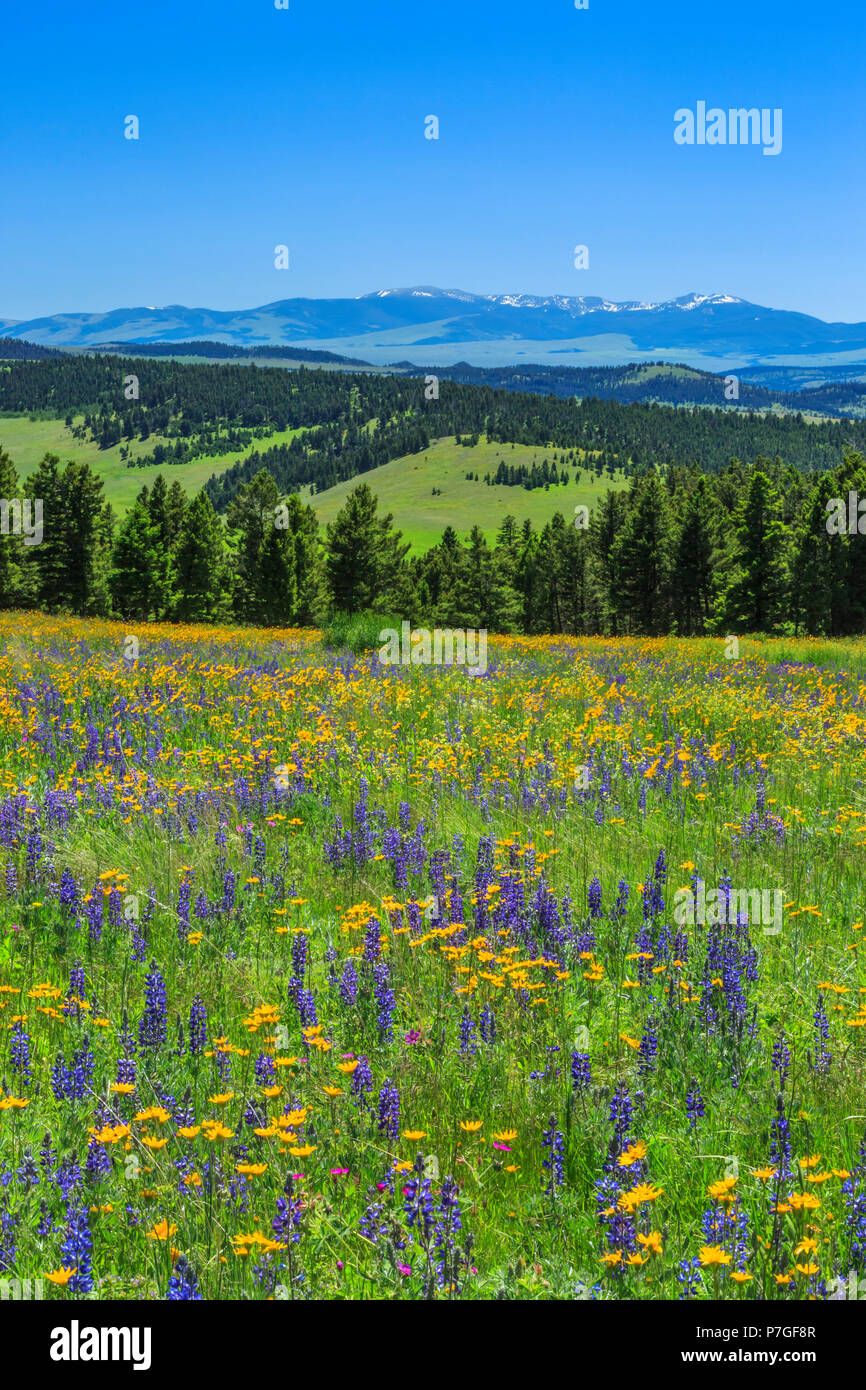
[588, 489, 627, 634]
[790, 475, 842, 635]
[670, 476, 718, 634]
[110, 498, 173, 620]
[174, 491, 230, 623]
[611, 472, 671, 634]
[284, 493, 324, 626]
[514, 522, 542, 633]
[226, 470, 284, 623]
[452, 525, 520, 631]
[842, 451, 866, 632]
[724, 471, 788, 632]
[324, 483, 409, 613]
[494, 515, 521, 593]
[24, 456, 113, 615]
[257, 522, 298, 625]
[412, 525, 465, 626]
[556, 517, 590, 634]
[0, 448, 23, 608]
[531, 521, 564, 632]
[147, 473, 188, 552]
[21, 453, 65, 610]
[60, 462, 114, 616]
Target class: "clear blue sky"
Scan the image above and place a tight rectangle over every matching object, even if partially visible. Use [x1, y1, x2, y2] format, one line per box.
[1, 0, 861, 321]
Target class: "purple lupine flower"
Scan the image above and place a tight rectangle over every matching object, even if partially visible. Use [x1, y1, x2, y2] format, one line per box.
[291, 932, 308, 983]
[458, 1006, 477, 1056]
[167, 1253, 202, 1300]
[0, 1208, 16, 1272]
[69, 961, 86, 1000]
[639, 1015, 659, 1076]
[10, 1021, 31, 1085]
[587, 877, 603, 919]
[772, 1028, 791, 1088]
[39, 1134, 57, 1178]
[251, 1046, 274, 1085]
[5, 860, 18, 897]
[296, 988, 318, 1029]
[571, 1051, 591, 1094]
[479, 1003, 496, 1045]
[351, 1055, 373, 1106]
[60, 1204, 93, 1292]
[59, 868, 79, 911]
[363, 917, 381, 963]
[359, 1199, 388, 1244]
[434, 1176, 466, 1289]
[339, 959, 358, 1007]
[115, 1056, 136, 1089]
[606, 1085, 634, 1167]
[769, 1093, 792, 1178]
[84, 1136, 113, 1184]
[811, 993, 832, 1072]
[106, 887, 123, 931]
[686, 1082, 705, 1130]
[85, 893, 102, 943]
[677, 1256, 703, 1299]
[188, 996, 207, 1056]
[221, 871, 237, 913]
[138, 961, 168, 1048]
[37, 1200, 54, 1237]
[701, 1197, 750, 1271]
[404, 1153, 436, 1239]
[53, 1155, 83, 1201]
[176, 871, 193, 943]
[541, 1115, 565, 1197]
[17, 1150, 39, 1187]
[376, 1080, 400, 1141]
[373, 960, 395, 1041]
[273, 1176, 303, 1246]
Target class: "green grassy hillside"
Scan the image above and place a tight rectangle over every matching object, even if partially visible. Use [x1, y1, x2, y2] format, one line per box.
[0, 414, 303, 512]
[305, 436, 625, 551]
[0, 416, 625, 544]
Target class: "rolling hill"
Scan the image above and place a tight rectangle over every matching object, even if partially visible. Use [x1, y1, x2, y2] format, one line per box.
[304, 437, 624, 552]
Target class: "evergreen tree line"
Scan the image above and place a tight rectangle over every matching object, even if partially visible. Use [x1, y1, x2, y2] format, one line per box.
[87, 341, 367, 364]
[0, 454, 320, 626]
[324, 450, 866, 638]
[2, 447, 866, 637]
[6, 340, 866, 416]
[413, 359, 866, 418]
[0, 337, 64, 361]
[485, 459, 576, 489]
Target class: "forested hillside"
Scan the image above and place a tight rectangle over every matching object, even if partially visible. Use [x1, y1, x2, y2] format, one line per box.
[3, 356, 866, 504]
[0, 336, 65, 360]
[1, 443, 865, 638]
[420, 359, 866, 417]
[2, 353, 866, 639]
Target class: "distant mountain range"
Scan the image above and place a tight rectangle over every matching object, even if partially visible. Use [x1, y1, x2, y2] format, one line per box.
[3, 287, 866, 370]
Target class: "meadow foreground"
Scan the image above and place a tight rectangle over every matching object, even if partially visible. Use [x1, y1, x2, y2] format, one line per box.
[0, 614, 864, 1302]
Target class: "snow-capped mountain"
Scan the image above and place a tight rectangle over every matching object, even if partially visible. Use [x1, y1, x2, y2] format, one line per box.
[2, 288, 864, 370]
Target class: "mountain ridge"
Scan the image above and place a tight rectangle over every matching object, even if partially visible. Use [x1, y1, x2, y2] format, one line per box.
[3, 288, 866, 370]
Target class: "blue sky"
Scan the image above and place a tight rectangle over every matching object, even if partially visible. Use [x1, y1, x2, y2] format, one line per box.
[1, 0, 861, 321]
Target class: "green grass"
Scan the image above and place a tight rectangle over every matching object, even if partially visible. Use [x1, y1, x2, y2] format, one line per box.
[305, 437, 625, 551]
[0, 414, 305, 512]
[619, 363, 703, 383]
[320, 608, 404, 655]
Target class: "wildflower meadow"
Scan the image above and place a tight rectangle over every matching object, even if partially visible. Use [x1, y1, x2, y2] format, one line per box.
[0, 612, 864, 1314]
